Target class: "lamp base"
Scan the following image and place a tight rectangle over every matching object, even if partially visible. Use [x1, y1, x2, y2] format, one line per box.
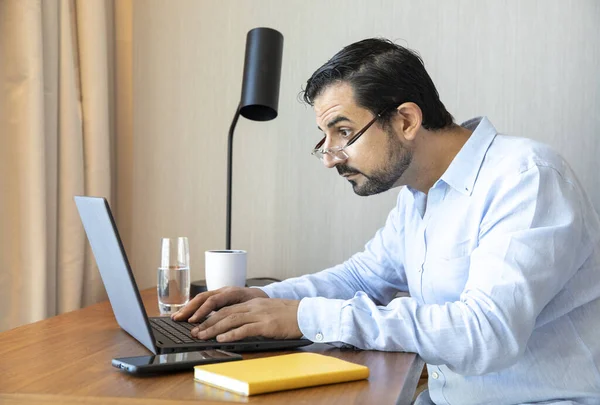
[190, 277, 281, 297]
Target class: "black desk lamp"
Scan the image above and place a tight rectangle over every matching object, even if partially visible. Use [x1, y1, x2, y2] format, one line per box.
[226, 27, 284, 250]
[191, 28, 283, 296]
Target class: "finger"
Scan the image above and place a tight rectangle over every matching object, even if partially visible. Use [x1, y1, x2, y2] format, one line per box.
[191, 297, 272, 336]
[216, 323, 261, 343]
[171, 290, 219, 321]
[195, 311, 255, 340]
[187, 290, 243, 323]
[171, 291, 214, 321]
[191, 304, 248, 337]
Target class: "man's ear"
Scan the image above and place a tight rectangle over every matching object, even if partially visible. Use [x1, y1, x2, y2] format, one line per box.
[395, 102, 422, 141]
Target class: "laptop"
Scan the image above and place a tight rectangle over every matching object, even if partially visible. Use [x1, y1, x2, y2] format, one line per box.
[74, 196, 311, 354]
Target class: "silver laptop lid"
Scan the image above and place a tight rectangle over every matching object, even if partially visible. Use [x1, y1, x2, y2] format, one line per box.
[74, 196, 158, 354]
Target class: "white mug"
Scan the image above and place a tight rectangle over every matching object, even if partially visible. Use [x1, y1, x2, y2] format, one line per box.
[205, 250, 247, 291]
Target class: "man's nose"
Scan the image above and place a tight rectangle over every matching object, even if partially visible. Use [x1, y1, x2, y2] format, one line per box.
[319, 136, 346, 168]
[322, 153, 338, 169]
[322, 151, 346, 169]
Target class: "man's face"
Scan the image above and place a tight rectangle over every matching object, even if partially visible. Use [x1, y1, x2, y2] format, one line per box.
[314, 82, 413, 196]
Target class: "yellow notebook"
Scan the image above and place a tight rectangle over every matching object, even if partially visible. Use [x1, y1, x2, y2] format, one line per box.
[193, 352, 369, 396]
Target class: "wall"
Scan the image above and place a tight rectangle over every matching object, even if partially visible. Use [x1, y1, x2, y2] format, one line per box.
[124, 0, 600, 289]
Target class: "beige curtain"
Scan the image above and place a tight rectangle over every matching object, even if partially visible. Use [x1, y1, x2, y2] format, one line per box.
[0, 0, 130, 332]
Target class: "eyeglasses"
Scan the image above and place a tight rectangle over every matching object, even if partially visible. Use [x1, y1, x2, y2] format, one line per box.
[311, 106, 391, 162]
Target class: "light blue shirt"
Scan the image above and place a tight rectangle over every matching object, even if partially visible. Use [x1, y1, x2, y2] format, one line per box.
[261, 117, 600, 405]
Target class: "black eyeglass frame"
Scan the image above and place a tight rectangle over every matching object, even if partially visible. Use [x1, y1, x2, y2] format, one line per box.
[311, 106, 394, 160]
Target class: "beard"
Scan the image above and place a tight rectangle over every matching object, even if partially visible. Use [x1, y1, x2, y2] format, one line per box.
[336, 129, 412, 196]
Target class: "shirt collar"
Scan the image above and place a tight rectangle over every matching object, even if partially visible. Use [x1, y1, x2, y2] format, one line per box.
[439, 116, 498, 196]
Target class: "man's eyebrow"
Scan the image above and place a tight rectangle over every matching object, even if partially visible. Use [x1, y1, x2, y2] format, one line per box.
[317, 116, 353, 132]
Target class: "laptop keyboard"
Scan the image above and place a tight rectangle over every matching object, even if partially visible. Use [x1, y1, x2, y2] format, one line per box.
[150, 317, 268, 345]
[150, 317, 214, 344]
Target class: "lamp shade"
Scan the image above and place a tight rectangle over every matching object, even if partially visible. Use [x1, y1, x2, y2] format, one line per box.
[239, 27, 284, 121]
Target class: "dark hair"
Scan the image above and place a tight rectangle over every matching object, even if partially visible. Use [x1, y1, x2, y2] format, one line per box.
[301, 38, 454, 130]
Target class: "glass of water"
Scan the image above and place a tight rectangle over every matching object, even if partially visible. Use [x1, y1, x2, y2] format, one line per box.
[157, 237, 190, 316]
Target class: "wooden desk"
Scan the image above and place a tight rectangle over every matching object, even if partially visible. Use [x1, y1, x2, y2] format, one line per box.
[0, 289, 424, 405]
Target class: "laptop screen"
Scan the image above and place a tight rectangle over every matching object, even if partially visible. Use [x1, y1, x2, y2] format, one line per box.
[74, 196, 158, 353]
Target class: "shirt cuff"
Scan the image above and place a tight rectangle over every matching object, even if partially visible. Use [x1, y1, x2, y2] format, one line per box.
[297, 297, 344, 343]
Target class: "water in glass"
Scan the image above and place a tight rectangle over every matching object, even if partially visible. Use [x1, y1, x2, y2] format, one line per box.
[157, 266, 190, 315]
[157, 236, 190, 315]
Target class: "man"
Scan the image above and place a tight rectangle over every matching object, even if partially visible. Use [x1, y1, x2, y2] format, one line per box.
[174, 39, 600, 404]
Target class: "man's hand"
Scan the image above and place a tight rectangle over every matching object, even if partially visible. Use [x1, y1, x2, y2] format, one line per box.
[171, 287, 267, 323]
[191, 298, 302, 342]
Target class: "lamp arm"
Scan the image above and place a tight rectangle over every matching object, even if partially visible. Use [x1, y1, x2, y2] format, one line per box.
[226, 102, 242, 250]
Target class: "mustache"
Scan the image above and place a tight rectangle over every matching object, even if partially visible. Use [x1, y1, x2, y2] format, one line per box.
[336, 164, 362, 177]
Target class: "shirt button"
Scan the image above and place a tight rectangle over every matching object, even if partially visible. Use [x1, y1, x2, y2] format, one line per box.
[431, 372, 439, 379]
[315, 333, 324, 341]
